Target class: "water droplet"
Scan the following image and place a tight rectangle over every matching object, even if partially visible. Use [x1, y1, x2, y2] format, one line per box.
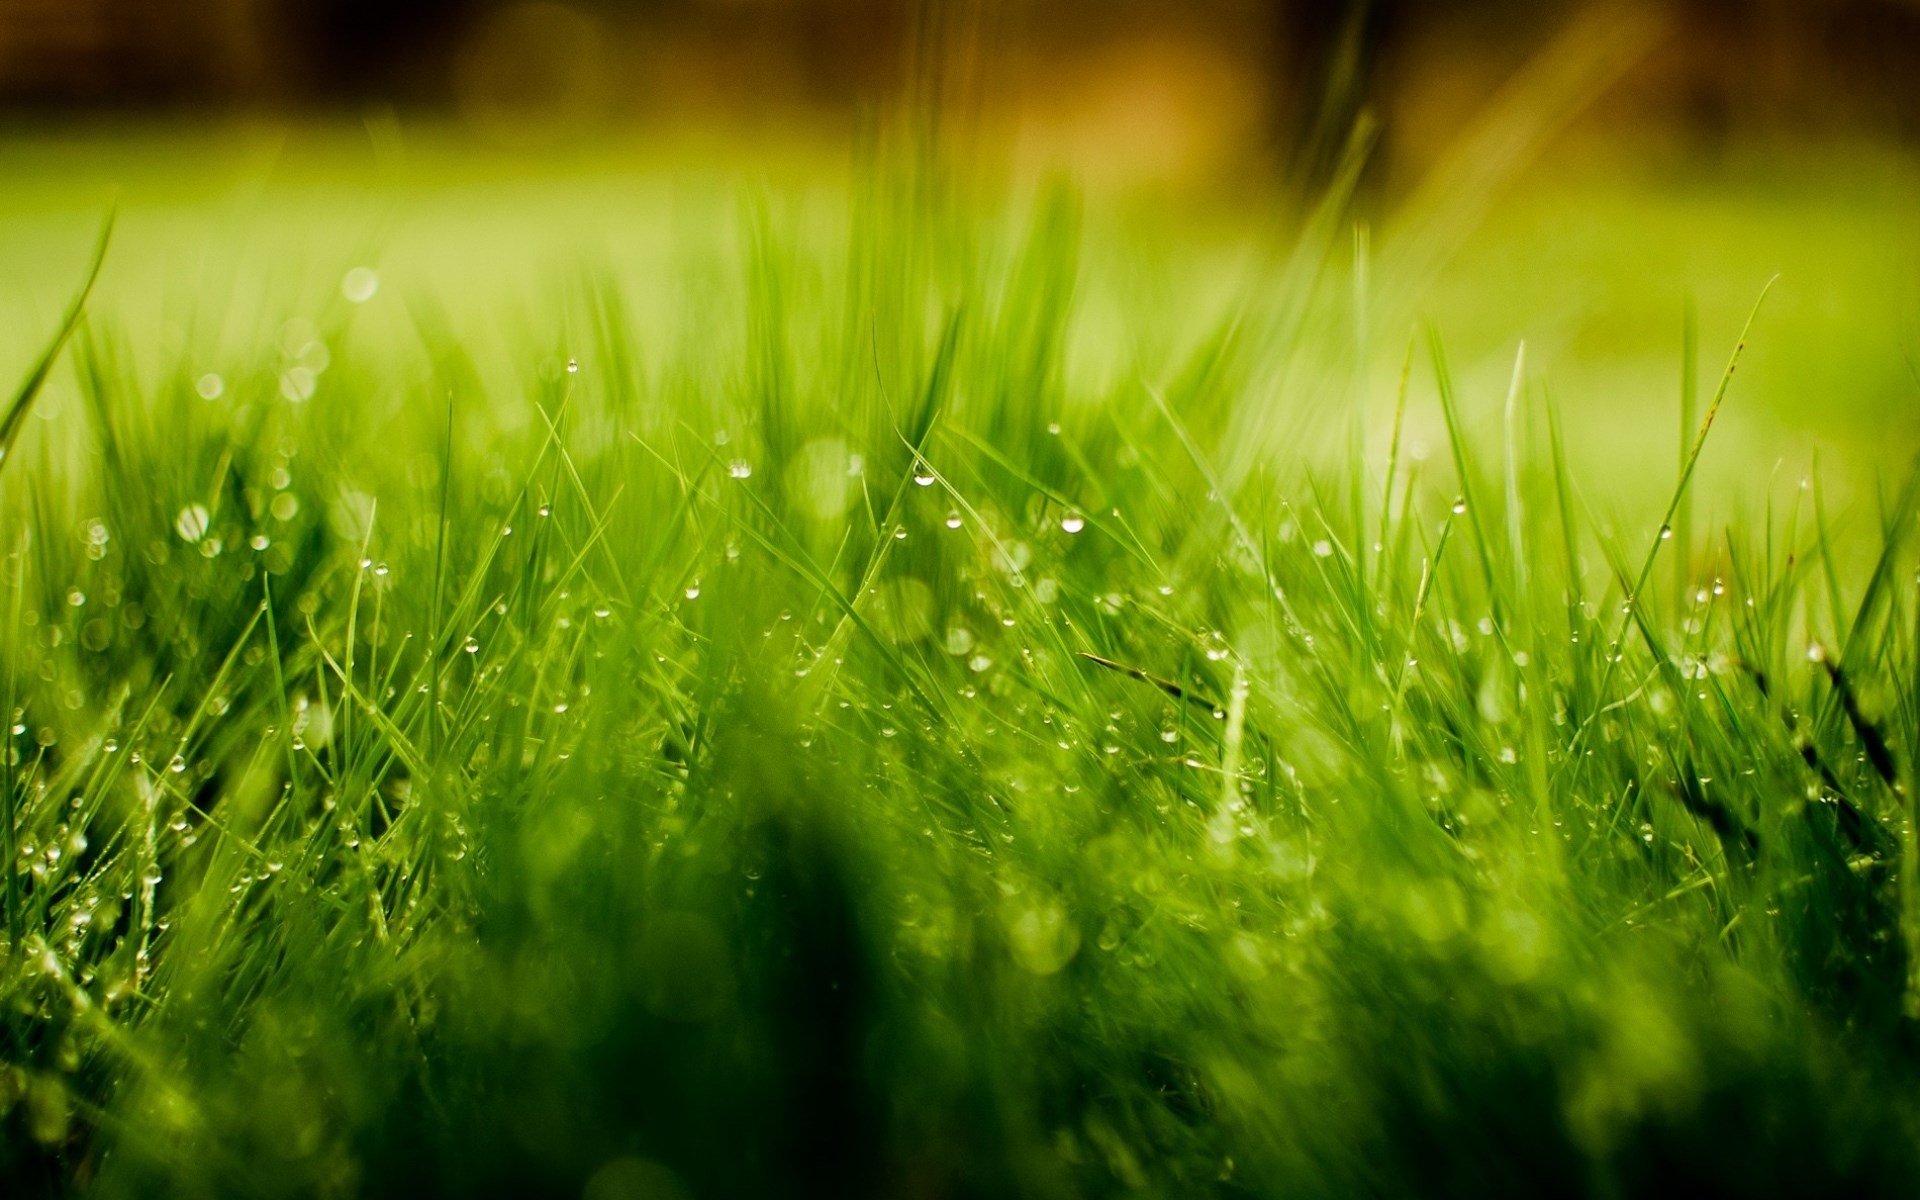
[537, 504, 552, 518]
[66, 590, 85, 607]
[684, 583, 701, 600]
[341, 266, 380, 303]
[566, 357, 580, 374]
[912, 462, 935, 486]
[945, 511, 963, 529]
[968, 654, 993, 673]
[463, 637, 480, 654]
[1658, 524, 1673, 541]
[1452, 497, 1467, 515]
[1311, 539, 1333, 558]
[175, 505, 211, 542]
[1060, 512, 1085, 534]
[195, 373, 224, 401]
[279, 366, 317, 403]
[727, 460, 753, 479]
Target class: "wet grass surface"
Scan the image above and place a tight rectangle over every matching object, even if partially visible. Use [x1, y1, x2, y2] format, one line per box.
[1, 128, 1918, 1197]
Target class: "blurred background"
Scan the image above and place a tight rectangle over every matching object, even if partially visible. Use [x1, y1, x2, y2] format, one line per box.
[0, 0, 1915, 503]
[1, 0, 1918, 182]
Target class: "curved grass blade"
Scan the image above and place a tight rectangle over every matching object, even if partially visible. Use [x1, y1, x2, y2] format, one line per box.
[0, 211, 115, 475]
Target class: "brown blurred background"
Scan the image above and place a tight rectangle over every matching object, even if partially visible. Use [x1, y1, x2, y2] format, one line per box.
[2, 1, 1917, 184]
[3, 5, 1920, 131]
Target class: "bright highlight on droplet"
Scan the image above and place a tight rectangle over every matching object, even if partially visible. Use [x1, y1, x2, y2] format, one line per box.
[174, 504, 211, 542]
[341, 266, 380, 303]
[1060, 512, 1085, 534]
[281, 367, 317, 402]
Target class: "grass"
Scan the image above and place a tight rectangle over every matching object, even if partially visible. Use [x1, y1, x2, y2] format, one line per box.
[1, 126, 1919, 1197]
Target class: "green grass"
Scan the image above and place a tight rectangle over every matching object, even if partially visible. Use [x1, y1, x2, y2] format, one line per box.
[1, 126, 1919, 1197]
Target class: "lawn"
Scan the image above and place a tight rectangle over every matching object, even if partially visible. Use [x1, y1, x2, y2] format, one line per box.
[0, 123, 1917, 1197]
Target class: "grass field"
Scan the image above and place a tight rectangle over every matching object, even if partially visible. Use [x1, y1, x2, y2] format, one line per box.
[2, 124, 1919, 1197]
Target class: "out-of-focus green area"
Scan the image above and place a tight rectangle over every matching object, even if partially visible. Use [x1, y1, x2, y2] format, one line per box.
[1423, 138, 1920, 503]
[1, 120, 1913, 518]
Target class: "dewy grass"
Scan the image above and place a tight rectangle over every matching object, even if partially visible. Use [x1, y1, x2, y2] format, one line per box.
[0, 152, 1917, 1200]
